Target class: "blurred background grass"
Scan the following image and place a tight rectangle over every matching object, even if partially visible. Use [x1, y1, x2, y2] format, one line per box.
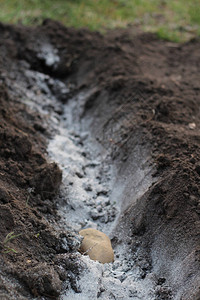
[0, 0, 199, 42]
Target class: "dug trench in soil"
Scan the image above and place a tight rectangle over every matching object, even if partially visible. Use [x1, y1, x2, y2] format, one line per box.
[0, 19, 199, 299]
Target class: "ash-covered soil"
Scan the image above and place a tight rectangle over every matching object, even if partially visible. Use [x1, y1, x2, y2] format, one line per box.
[0, 20, 199, 299]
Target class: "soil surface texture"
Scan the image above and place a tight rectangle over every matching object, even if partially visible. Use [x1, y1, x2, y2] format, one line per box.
[0, 20, 199, 299]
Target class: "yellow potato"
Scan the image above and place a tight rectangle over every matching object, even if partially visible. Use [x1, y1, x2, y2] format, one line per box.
[79, 228, 114, 264]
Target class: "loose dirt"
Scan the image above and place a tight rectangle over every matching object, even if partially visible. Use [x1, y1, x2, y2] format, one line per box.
[0, 20, 199, 299]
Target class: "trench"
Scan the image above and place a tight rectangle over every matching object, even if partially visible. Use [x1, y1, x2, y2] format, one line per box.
[9, 42, 188, 300]
[13, 44, 172, 299]
[47, 87, 159, 299]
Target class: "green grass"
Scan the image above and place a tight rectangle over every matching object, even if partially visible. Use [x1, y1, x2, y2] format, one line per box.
[0, 0, 199, 41]
[2, 232, 22, 253]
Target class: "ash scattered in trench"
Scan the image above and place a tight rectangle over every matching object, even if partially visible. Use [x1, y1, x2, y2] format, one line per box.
[48, 93, 117, 234]
[47, 91, 161, 299]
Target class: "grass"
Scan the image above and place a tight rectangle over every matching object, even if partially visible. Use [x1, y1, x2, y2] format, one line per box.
[2, 232, 22, 253]
[0, 0, 199, 42]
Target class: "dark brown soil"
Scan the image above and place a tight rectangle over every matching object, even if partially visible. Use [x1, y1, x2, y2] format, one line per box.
[0, 19, 199, 299]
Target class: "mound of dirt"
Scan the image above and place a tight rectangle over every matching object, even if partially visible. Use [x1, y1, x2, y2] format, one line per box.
[0, 19, 199, 299]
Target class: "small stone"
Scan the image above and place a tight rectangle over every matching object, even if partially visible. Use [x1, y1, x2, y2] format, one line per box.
[188, 122, 196, 129]
[79, 228, 114, 264]
[103, 214, 109, 224]
[105, 199, 110, 206]
[76, 171, 84, 178]
[82, 182, 92, 192]
[90, 209, 100, 220]
[96, 196, 105, 206]
[96, 205, 102, 212]
[85, 220, 97, 229]
[112, 260, 121, 270]
[114, 271, 126, 282]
